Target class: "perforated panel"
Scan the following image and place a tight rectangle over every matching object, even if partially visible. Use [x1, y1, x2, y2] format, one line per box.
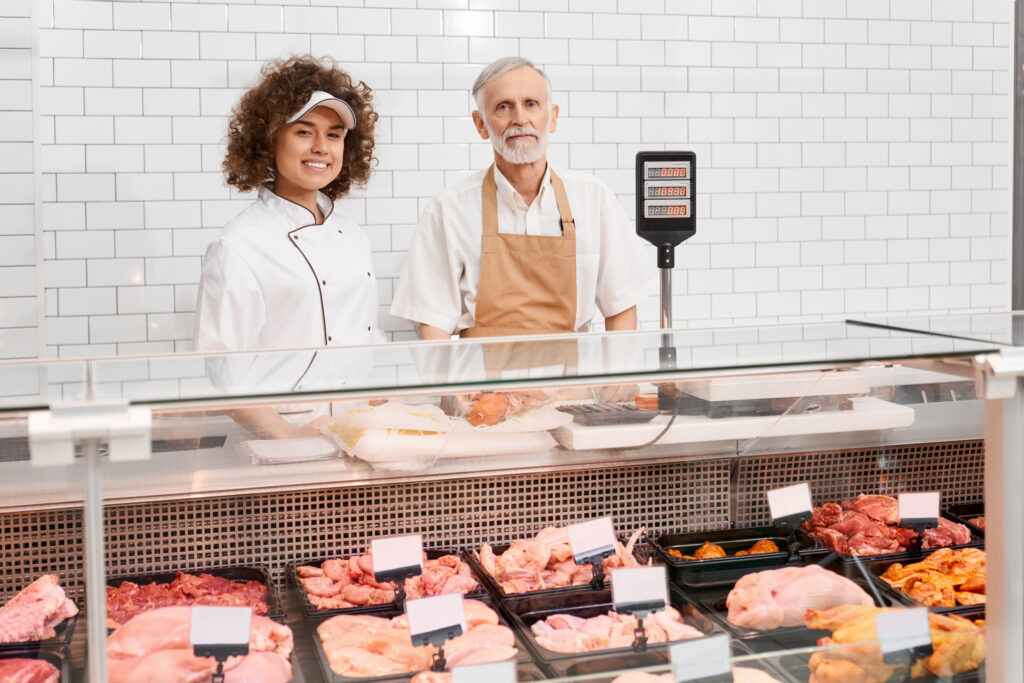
[0, 460, 730, 602]
[734, 440, 985, 526]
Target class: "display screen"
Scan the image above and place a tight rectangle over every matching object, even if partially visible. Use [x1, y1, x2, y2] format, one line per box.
[645, 202, 689, 218]
[647, 166, 688, 179]
[646, 184, 688, 198]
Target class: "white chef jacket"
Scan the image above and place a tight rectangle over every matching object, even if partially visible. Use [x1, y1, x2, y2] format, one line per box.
[390, 165, 658, 334]
[194, 187, 380, 392]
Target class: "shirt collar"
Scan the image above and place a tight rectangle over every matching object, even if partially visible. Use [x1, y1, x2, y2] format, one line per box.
[259, 186, 334, 229]
[492, 163, 553, 211]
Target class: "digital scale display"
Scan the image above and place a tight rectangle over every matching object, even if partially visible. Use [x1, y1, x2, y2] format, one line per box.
[635, 151, 695, 251]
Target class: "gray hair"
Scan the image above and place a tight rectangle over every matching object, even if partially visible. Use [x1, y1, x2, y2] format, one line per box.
[472, 57, 553, 110]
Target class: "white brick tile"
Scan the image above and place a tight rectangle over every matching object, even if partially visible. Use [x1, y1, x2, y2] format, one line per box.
[59, 286, 115, 315]
[112, 173, 172, 202]
[867, 118, 909, 142]
[88, 314, 146, 343]
[954, 22, 992, 47]
[689, 16, 733, 41]
[545, 12, 591, 38]
[757, 42, 801, 68]
[114, 2, 169, 30]
[823, 264, 864, 289]
[418, 37, 469, 63]
[55, 58, 113, 87]
[887, 142, 928, 166]
[366, 36, 418, 63]
[824, 167, 867, 192]
[256, 34, 312, 61]
[970, 283, 1007, 309]
[0, 142, 32, 174]
[953, 166, 992, 190]
[883, 286, 927, 311]
[845, 239, 886, 263]
[824, 119, 866, 143]
[756, 192, 798, 217]
[908, 214, 949, 239]
[39, 87, 83, 117]
[228, 5, 283, 33]
[0, 173, 33, 203]
[666, 41, 711, 67]
[952, 70, 992, 94]
[307, 35, 363, 62]
[174, 173, 230, 201]
[45, 260, 86, 288]
[117, 285, 174, 314]
[39, 29, 83, 58]
[711, 293, 756, 319]
[949, 260, 990, 285]
[593, 66, 641, 91]
[868, 70, 910, 94]
[175, 284, 198, 313]
[143, 145, 200, 173]
[909, 166, 951, 191]
[84, 30, 141, 59]
[172, 228, 219, 257]
[41, 202, 83, 231]
[115, 60, 171, 88]
[112, 116, 171, 145]
[468, 36, 523, 64]
[84, 86, 144, 117]
[87, 201, 144, 231]
[888, 94, 929, 117]
[48, 316, 89, 347]
[887, 238, 930, 263]
[0, 235, 33, 266]
[172, 117, 224, 145]
[142, 31, 197, 60]
[115, 230, 172, 258]
[545, 65, 594, 91]
[866, 167, 908, 191]
[85, 145, 143, 174]
[846, 44, 887, 69]
[569, 143, 616, 168]
[801, 44, 843, 68]
[145, 312, 194, 341]
[0, 328, 37, 359]
[55, 229, 113, 260]
[889, 45, 929, 70]
[569, 39, 617, 66]
[687, 268, 732, 294]
[57, 173, 114, 202]
[146, 256, 200, 285]
[908, 262, 950, 287]
[338, 8, 390, 34]
[54, 0, 112, 30]
[0, 267, 36, 296]
[443, 9, 492, 36]
[284, 6, 339, 34]
[199, 32, 255, 61]
[619, 40, 664, 66]
[495, 11, 543, 38]
[53, 115, 111, 145]
[776, 119, 820, 143]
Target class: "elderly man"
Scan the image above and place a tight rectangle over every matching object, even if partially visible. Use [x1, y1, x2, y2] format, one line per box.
[391, 56, 657, 340]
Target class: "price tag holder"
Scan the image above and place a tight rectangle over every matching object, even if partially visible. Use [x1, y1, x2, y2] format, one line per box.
[611, 566, 668, 618]
[898, 492, 940, 531]
[406, 593, 466, 648]
[190, 606, 251, 660]
[371, 534, 424, 584]
[876, 607, 933, 664]
[670, 633, 731, 682]
[767, 483, 813, 530]
[452, 660, 516, 683]
[568, 517, 617, 566]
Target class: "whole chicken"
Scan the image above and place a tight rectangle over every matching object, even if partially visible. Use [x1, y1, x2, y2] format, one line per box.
[726, 565, 873, 630]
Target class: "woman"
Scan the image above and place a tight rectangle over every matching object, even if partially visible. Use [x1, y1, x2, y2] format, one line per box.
[194, 55, 379, 439]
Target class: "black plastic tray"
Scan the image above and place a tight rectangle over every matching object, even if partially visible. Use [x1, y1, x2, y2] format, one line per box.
[309, 594, 531, 683]
[104, 565, 283, 625]
[946, 503, 985, 538]
[862, 553, 986, 615]
[649, 526, 822, 588]
[803, 511, 984, 564]
[686, 559, 898, 653]
[466, 538, 645, 601]
[502, 584, 721, 678]
[0, 648, 68, 682]
[290, 549, 487, 618]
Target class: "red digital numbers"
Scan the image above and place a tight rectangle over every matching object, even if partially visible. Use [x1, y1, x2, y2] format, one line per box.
[649, 186, 687, 197]
[649, 167, 687, 178]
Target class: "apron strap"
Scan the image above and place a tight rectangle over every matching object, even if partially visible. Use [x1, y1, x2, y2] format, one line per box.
[481, 165, 499, 236]
[549, 169, 575, 238]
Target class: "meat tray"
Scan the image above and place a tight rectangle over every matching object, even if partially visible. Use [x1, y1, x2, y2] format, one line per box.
[104, 565, 285, 625]
[946, 503, 985, 538]
[685, 559, 899, 654]
[814, 512, 985, 564]
[307, 594, 535, 683]
[289, 549, 488, 618]
[501, 584, 722, 678]
[771, 609, 985, 683]
[464, 539, 646, 601]
[861, 558, 986, 615]
[649, 526, 822, 588]
[0, 648, 69, 682]
[0, 610, 76, 653]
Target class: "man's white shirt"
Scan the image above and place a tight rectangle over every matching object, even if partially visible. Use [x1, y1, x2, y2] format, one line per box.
[391, 165, 658, 334]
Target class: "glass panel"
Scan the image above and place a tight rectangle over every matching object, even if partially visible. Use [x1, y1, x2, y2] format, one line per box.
[850, 311, 1024, 346]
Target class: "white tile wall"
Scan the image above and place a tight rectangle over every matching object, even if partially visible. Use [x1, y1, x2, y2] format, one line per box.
[0, 0, 1012, 358]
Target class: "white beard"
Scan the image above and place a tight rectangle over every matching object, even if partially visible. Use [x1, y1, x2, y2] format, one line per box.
[484, 119, 549, 165]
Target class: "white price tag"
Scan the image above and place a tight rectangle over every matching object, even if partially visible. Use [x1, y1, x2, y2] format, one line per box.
[611, 566, 668, 615]
[876, 608, 931, 654]
[670, 633, 731, 681]
[898, 492, 940, 525]
[371, 534, 423, 579]
[189, 606, 251, 650]
[452, 660, 516, 683]
[406, 593, 466, 647]
[568, 517, 616, 562]
[766, 483, 813, 522]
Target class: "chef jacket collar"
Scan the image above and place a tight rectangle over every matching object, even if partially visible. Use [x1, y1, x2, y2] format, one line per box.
[492, 162, 553, 212]
[259, 186, 334, 229]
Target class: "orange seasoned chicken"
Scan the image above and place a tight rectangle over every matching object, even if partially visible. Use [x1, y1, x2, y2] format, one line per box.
[880, 548, 985, 607]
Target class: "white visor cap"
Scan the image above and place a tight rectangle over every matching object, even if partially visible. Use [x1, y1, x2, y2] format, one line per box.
[286, 90, 356, 129]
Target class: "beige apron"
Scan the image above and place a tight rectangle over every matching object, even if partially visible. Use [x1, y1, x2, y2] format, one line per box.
[461, 165, 579, 375]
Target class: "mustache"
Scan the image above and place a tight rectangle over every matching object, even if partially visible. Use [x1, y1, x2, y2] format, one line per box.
[503, 125, 540, 142]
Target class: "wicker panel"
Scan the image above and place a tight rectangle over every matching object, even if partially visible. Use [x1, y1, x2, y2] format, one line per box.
[0, 460, 730, 601]
[734, 440, 985, 526]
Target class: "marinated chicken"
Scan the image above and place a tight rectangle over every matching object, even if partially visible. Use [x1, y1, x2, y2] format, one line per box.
[969, 516, 984, 530]
[317, 599, 515, 677]
[106, 572, 269, 629]
[726, 565, 873, 630]
[297, 552, 478, 610]
[667, 539, 779, 560]
[802, 495, 971, 556]
[880, 548, 985, 607]
[477, 526, 647, 594]
[530, 606, 702, 653]
[805, 605, 985, 681]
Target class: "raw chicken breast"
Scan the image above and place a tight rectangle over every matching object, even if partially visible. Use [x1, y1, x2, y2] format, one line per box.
[726, 565, 873, 630]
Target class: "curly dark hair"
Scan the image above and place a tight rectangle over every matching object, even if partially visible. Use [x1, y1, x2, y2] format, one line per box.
[223, 55, 377, 199]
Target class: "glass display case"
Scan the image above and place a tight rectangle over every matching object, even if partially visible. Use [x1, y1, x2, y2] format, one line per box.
[0, 320, 1012, 682]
